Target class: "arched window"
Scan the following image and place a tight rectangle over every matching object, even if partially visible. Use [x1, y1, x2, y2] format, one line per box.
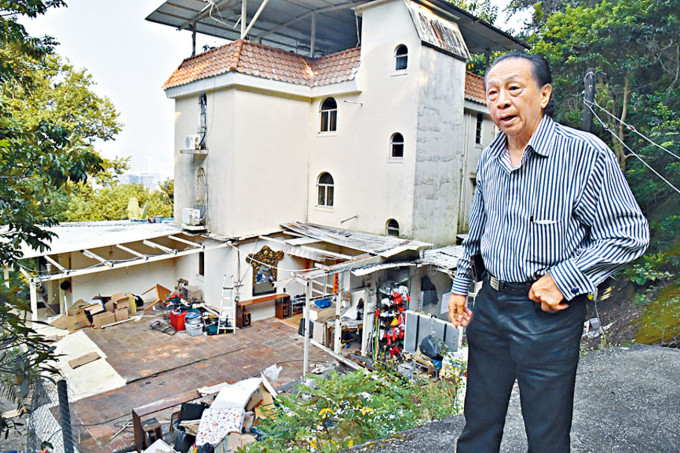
[395, 45, 408, 71]
[391, 133, 404, 158]
[320, 98, 337, 132]
[317, 172, 334, 207]
[386, 219, 400, 236]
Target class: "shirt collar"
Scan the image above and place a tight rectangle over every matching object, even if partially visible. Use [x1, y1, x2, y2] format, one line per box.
[487, 115, 557, 159]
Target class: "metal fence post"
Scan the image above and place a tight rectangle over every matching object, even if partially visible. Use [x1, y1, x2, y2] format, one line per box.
[57, 379, 74, 453]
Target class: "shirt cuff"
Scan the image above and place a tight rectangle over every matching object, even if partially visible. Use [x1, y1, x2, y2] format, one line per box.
[450, 278, 470, 296]
[549, 259, 596, 301]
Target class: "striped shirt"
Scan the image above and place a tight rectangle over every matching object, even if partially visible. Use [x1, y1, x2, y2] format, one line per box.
[451, 115, 649, 300]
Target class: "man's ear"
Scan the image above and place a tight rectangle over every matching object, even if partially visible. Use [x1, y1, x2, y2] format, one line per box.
[540, 83, 553, 109]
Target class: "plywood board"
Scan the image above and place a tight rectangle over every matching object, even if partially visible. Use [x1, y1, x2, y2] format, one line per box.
[69, 352, 100, 369]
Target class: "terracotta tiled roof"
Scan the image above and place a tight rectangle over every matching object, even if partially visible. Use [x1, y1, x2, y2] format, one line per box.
[465, 71, 486, 104]
[163, 39, 361, 90]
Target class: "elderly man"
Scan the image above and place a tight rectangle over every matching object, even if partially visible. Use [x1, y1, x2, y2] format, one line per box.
[448, 52, 649, 453]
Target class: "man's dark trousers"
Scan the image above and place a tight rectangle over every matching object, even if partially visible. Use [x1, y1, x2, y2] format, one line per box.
[456, 281, 586, 453]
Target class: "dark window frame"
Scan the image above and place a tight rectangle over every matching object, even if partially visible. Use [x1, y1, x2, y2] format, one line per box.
[386, 219, 400, 236]
[395, 45, 408, 71]
[320, 98, 338, 132]
[317, 172, 335, 207]
[391, 133, 404, 158]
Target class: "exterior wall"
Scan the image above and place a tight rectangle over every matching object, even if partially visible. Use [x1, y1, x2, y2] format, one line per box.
[173, 89, 236, 235]
[307, 0, 421, 237]
[69, 253, 176, 304]
[457, 105, 497, 232]
[230, 89, 310, 236]
[412, 46, 467, 246]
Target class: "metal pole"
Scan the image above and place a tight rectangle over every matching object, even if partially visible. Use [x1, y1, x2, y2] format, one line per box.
[241, 0, 247, 38]
[310, 13, 316, 57]
[191, 21, 197, 57]
[303, 279, 311, 375]
[582, 68, 596, 132]
[57, 379, 74, 453]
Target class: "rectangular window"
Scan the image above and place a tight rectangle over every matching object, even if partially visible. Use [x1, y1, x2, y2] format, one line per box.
[198, 251, 205, 276]
[475, 113, 483, 144]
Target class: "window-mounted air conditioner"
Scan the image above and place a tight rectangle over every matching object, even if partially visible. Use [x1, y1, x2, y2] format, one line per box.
[184, 135, 201, 151]
[182, 207, 203, 226]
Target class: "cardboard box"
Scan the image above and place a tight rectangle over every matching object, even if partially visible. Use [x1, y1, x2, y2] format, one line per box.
[313, 321, 327, 345]
[68, 299, 90, 316]
[93, 311, 115, 328]
[84, 303, 104, 317]
[104, 300, 115, 313]
[114, 308, 128, 322]
[114, 299, 130, 311]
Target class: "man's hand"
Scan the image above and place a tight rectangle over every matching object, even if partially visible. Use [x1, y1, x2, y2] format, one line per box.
[529, 272, 568, 313]
[448, 294, 472, 328]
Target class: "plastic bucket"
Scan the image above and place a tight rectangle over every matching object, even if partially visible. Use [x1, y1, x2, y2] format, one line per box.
[186, 319, 203, 336]
[170, 309, 187, 331]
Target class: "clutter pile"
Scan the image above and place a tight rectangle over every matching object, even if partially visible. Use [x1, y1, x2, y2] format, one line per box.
[139, 374, 279, 453]
[375, 285, 410, 358]
[47, 279, 234, 337]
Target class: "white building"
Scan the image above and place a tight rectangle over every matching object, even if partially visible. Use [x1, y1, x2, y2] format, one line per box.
[20, 0, 524, 355]
[162, 0, 516, 246]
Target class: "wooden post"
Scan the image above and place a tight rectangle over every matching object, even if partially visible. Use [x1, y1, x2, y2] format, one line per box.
[582, 69, 596, 132]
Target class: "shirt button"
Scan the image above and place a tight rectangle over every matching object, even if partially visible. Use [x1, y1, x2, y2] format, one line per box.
[571, 288, 579, 294]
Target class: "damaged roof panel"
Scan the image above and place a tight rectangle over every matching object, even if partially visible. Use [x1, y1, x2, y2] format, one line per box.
[281, 222, 431, 258]
[405, 0, 470, 61]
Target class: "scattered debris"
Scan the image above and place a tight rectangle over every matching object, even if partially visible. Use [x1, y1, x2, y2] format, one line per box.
[68, 352, 101, 369]
[149, 320, 177, 336]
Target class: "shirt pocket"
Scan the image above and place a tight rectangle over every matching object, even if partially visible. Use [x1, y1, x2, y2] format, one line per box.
[529, 217, 566, 265]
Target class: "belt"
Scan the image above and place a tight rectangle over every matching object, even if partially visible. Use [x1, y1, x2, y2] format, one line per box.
[485, 274, 536, 296]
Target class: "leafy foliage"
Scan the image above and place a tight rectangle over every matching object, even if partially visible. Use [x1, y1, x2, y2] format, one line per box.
[0, 0, 122, 436]
[59, 181, 173, 222]
[448, 0, 499, 24]
[244, 367, 461, 452]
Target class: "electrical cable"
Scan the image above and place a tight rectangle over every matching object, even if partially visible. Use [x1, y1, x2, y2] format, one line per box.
[586, 103, 680, 195]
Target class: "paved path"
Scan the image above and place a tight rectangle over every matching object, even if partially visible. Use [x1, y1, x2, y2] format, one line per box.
[351, 345, 680, 453]
[70, 316, 334, 452]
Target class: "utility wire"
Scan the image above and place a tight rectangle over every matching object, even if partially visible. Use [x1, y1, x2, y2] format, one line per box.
[585, 103, 680, 195]
[586, 98, 680, 161]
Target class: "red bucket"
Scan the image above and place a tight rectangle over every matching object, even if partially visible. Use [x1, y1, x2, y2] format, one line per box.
[170, 309, 187, 331]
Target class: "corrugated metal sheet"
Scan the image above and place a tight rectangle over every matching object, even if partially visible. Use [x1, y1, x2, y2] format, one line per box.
[405, 0, 470, 60]
[350, 261, 416, 276]
[281, 222, 431, 257]
[419, 245, 464, 272]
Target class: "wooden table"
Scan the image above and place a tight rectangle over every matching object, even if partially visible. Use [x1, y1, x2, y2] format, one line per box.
[132, 389, 202, 451]
[236, 293, 290, 328]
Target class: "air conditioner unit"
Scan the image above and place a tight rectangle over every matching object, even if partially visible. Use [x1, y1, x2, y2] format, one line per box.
[182, 207, 203, 226]
[184, 134, 201, 150]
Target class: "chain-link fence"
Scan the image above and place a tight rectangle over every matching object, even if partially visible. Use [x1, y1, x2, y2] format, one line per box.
[25, 379, 77, 453]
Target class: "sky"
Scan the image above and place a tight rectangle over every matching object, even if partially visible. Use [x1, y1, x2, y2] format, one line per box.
[21, 0, 529, 181]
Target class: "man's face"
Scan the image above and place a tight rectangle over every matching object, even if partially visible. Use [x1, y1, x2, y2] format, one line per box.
[485, 58, 552, 147]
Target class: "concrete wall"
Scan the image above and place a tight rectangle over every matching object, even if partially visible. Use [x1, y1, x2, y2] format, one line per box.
[457, 106, 497, 232]
[307, 0, 421, 237]
[68, 252, 176, 305]
[173, 89, 236, 235]
[412, 46, 467, 246]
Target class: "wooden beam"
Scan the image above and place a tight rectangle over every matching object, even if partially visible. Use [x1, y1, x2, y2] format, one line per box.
[82, 249, 107, 264]
[33, 242, 229, 283]
[44, 255, 66, 272]
[168, 235, 203, 248]
[143, 239, 176, 255]
[116, 244, 146, 259]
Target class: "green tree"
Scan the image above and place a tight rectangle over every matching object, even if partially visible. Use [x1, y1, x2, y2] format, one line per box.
[62, 182, 173, 222]
[449, 0, 499, 24]
[0, 0, 120, 435]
